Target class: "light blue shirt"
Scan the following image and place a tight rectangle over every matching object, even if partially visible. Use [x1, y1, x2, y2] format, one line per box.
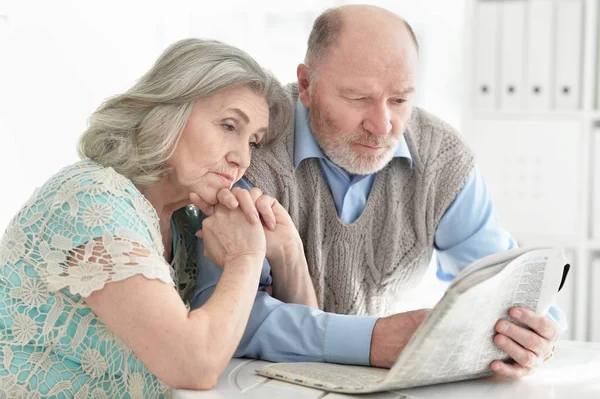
[191, 99, 566, 366]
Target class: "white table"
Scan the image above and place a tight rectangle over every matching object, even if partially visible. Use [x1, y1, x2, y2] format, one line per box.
[173, 340, 600, 399]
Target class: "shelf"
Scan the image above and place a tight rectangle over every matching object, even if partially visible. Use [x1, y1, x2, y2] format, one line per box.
[467, 110, 590, 121]
[586, 242, 600, 251]
[465, 110, 600, 124]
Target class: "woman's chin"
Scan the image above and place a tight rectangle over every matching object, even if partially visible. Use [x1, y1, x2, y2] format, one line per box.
[189, 191, 217, 208]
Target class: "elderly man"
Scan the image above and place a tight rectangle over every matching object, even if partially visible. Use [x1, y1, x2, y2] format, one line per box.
[192, 4, 564, 377]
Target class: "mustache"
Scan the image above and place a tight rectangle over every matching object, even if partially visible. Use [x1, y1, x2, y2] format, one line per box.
[348, 135, 395, 147]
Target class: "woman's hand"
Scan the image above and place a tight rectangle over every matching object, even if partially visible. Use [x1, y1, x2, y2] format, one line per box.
[231, 187, 317, 307]
[194, 187, 301, 263]
[198, 203, 266, 268]
[195, 187, 317, 307]
[230, 187, 301, 263]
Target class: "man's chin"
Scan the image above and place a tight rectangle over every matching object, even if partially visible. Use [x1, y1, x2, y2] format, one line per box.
[336, 158, 390, 175]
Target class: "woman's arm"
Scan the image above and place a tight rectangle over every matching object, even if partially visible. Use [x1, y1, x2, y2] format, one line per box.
[86, 204, 266, 390]
[207, 187, 318, 308]
[267, 238, 318, 307]
[86, 253, 262, 390]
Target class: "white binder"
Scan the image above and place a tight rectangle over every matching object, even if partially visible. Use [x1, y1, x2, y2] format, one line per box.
[553, 0, 583, 110]
[592, 125, 600, 240]
[474, 1, 500, 110]
[525, 0, 554, 110]
[0, 15, 8, 40]
[499, 0, 526, 110]
[590, 257, 600, 341]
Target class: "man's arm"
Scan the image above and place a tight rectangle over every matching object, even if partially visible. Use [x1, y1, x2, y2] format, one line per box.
[434, 166, 566, 329]
[192, 237, 377, 365]
[434, 167, 517, 279]
[434, 166, 565, 377]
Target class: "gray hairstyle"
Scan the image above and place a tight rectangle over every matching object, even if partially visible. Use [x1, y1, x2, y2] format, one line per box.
[304, 8, 419, 71]
[78, 38, 291, 187]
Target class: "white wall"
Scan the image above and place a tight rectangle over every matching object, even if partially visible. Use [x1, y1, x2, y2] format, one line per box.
[0, 0, 467, 231]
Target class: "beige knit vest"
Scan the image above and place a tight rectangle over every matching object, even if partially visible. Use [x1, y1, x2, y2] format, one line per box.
[246, 85, 475, 316]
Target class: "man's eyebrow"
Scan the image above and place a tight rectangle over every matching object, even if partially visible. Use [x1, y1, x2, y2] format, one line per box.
[339, 87, 415, 96]
[340, 88, 369, 96]
[396, 87, 415, 96]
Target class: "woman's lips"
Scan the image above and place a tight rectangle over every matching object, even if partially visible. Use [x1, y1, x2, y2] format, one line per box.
[215, 172, 234, 187]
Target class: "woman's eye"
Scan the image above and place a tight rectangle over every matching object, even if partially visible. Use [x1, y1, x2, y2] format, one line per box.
[353, 97, 366, 101]
[223, 124, 235, 132]
[249, 142, 261, 149]
[395, 99, 406, 104]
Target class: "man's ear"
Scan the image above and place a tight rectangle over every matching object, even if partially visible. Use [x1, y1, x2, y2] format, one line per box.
[297, 63, 312, 108]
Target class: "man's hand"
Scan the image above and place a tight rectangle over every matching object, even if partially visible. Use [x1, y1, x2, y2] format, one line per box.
[491, 306, 560, 378]
[370, 309, 431, 368]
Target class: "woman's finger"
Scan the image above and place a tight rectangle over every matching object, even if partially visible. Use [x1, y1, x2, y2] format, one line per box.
[189, 192, 215, 216]
[255, 195, 277, 230]
[248, 188, 275, 230]
[216, 188, 239, 209]
[234, 189, 260, 225]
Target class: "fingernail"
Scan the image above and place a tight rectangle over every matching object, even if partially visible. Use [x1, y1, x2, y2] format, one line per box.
[230, 200, 238, 208]
[512, 310, 522, 319]
[498, 322, 509, 333]
[251, 213, 260, 223]
[269, 222, 276, 230]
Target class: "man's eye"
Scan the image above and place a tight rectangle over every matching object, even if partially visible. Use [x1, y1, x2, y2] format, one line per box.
[223, 124, 235, 131]
[250, 142, 262, 149]
[395, 99, 406, 104]
[353, 97, 366, 101]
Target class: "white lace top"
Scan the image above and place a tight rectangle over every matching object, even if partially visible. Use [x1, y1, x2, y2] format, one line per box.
[0, 160, 198, 398]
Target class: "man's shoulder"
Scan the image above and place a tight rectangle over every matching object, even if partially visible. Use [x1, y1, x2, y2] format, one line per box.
[405, 107, 474, 168]
[408, 107, 462, 138]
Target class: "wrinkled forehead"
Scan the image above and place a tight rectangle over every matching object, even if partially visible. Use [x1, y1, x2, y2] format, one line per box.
[320, 25, 418, 86]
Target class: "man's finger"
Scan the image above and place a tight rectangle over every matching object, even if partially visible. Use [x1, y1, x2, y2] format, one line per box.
[493, 333, 539, 369]
[490, 360, 532, 378]
[495, 319, 546, 356]
[510, 307, 558, 342]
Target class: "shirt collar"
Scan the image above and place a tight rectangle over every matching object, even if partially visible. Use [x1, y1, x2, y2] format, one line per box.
[293, 99, 413, 169]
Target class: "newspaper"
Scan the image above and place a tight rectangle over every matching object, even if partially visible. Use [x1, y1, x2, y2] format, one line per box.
[256, 247, 568, 394]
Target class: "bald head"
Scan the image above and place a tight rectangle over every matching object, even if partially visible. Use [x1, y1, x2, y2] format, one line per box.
[304, 5, 419, 71]
[296, 5, 419, 175]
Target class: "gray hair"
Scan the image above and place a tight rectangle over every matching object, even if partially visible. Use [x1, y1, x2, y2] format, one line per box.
[78, 38, 291, 187]
[304, 8, 419, 72]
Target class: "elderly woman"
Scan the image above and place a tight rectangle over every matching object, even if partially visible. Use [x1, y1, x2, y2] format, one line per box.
[0, 38, 318, 397]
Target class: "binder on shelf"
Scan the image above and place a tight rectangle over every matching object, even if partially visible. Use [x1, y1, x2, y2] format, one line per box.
[525, 0, 554, 110]
[0, 15, 8, 40]
[592, 125, 600, 240]
[499, 0, 525, 110]
[553, 0, 583, 110]
[473, 1, 500, 110]
[590, 257, 600, 341]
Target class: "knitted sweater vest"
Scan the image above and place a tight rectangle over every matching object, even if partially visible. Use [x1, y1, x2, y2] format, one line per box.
[246, 85, 475, 316]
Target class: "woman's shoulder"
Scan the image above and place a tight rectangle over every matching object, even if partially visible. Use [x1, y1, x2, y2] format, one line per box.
[42, 160, 134, 194]
[10, 160, 161, 250]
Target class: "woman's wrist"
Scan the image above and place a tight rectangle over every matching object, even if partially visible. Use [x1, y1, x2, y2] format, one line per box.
[223, 250, 265, 269]
[267, 236, 304, 266]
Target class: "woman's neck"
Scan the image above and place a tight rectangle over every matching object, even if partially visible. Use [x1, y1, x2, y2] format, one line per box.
[138, 176, 189, 262]
[138, 175, 189, 222]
